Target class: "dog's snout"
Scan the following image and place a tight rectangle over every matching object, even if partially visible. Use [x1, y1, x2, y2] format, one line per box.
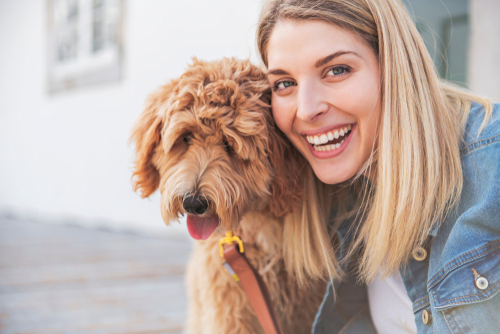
[182, 195, 209, 215]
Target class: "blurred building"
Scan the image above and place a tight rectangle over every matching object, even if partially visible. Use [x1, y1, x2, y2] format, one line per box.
[0, 0, 263, 238]
[0, 0, 498, 237]
[404, 0, 500, 96]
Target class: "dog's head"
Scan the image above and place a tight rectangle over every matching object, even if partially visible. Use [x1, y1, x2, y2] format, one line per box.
[130, 58, 304, 240]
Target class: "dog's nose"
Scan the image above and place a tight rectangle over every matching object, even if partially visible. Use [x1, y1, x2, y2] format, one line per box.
[182, 195, 209, 215]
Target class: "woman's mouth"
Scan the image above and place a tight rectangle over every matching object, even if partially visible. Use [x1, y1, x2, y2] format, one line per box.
[304, 123, 355, 158]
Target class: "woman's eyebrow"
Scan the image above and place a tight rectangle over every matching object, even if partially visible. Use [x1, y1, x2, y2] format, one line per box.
[315, 51, 360, 68]
[267, 69, 289, 76]
[268, 51, 360, 75]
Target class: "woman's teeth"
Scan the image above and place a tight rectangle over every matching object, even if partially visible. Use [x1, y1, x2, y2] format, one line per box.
[312, 139, 346, 151]
[306, 124, 352, 152]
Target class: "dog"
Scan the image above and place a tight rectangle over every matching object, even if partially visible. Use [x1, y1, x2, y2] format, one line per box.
[130, 58, 325, 334]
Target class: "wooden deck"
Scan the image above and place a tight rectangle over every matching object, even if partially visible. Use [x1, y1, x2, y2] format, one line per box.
[0, 217, 191, 334]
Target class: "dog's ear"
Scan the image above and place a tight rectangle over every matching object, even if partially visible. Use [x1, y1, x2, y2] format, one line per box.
[130, 80, 177, 198]
[264, 98, 305, 217]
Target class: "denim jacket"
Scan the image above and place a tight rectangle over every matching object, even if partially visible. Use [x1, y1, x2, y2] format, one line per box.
[312, 102, 500, 334]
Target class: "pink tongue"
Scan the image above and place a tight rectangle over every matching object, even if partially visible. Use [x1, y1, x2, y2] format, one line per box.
[186, 215, 219, 240]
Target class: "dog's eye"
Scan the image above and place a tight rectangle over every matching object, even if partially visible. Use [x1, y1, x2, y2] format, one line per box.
[184, 134, 193, 144]
[223, 139, 233, 153]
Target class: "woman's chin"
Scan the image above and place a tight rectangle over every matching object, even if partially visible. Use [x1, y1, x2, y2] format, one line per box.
[311, 160, 359, 185]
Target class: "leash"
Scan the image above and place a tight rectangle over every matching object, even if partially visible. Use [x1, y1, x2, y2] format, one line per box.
[219, 231, 284, 334]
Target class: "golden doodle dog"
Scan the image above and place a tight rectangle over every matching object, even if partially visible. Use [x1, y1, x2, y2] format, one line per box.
[130, 58, 325, 334]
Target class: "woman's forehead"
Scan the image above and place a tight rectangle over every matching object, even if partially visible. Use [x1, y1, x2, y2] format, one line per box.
[267, 20, 371, 69]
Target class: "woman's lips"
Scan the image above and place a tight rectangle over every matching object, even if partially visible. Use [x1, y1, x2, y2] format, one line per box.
[305, 123, 356, 159]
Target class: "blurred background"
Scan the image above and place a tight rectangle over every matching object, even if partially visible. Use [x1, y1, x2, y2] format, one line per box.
[0, 0, 499, 333]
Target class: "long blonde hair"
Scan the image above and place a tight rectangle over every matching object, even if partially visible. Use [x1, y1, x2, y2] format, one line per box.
[257, 0, 493, 284]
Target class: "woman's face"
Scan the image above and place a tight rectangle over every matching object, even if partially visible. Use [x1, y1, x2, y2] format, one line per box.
[267, 20, 381, 184]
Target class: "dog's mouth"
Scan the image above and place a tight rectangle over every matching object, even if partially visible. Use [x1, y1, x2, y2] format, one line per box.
[186, 215, 219, 240]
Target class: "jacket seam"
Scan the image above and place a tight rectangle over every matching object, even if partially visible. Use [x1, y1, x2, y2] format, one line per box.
[437, 276, 500, 303]
[412, 296, 429, 313]
[413, 295, 428, 305]
[412, 299, 429, 313]
[435, 283, 500, 309]
[460, 134, 500, 156]
[445, 309, 463, 334]
[443, 309, 455, 334]
[427, 241, 500, 290]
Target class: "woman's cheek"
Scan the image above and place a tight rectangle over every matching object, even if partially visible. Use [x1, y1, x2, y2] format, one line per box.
[271, 98, 295, 135]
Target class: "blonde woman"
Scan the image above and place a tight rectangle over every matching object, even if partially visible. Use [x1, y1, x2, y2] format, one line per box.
[257, 0, 500, 333]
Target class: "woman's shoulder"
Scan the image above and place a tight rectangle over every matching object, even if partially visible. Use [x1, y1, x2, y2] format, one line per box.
[461, 102, 500, 155]
[427, 102, 500, 319]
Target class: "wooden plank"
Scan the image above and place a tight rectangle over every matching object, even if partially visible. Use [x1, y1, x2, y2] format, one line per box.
[0, 217, 191, 334]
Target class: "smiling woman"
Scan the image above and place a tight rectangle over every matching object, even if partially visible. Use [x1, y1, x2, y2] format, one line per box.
[267, 20, 381, 184]
[257, 0, 500, 333]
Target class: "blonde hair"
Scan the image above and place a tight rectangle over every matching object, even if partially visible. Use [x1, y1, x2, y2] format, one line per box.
[257, 0, 493, 284]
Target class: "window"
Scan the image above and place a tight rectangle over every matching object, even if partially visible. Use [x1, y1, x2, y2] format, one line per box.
[47, 0, 123, 93]
[404, 0, 469, 87]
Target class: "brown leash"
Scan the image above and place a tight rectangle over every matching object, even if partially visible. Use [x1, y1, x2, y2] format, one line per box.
[219, 232, 284, 334]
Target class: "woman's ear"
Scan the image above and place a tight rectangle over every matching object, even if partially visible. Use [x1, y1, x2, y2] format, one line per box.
[130, 80, 177, 198]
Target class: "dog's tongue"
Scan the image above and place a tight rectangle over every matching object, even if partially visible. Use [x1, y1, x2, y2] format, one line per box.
[186, 215, 219, 240]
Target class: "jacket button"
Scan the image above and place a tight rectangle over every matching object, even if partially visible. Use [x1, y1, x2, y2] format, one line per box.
[422, 309, 432, 325]
[412, 247, 427, 261]
[475, 276, 489, 290]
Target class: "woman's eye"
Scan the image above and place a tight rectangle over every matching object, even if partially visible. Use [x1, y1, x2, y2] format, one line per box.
[327, 66, 349, 76]
[273, 80, 296, 91]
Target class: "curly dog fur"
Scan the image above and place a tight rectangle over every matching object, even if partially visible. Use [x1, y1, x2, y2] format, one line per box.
[130, 58, 325, 334]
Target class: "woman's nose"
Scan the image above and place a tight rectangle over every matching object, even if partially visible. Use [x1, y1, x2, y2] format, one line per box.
[296, 81, 328, 122]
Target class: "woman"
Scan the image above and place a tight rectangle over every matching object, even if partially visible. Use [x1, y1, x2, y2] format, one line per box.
[256, 0, 500, 333]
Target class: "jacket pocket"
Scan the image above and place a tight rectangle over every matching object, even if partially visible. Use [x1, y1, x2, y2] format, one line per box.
[428, 240, 500, 333]
[429, 240, 500, 310]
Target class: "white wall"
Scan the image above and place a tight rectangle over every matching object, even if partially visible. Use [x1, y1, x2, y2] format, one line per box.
[469, 0, 500, 101]
[1, 0, 498, 238]
[0, 0, 263, 238]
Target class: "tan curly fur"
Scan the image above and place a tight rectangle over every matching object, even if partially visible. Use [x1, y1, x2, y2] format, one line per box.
[130, 58, 325, 334]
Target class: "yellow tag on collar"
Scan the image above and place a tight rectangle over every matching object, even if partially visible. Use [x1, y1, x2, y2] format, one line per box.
[218, 231, 244, 257]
